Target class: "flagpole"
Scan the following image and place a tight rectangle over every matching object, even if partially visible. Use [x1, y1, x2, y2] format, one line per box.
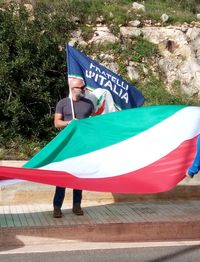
[65, 44, 75, 119]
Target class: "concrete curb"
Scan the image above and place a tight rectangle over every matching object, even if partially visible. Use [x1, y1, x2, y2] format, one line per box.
[1, 221, 200, 247]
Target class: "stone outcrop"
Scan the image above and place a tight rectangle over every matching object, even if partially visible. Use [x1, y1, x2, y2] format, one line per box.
[88, 26, 119, 44]
[141, 26, 200, 96]
[72, 24, 200, 97]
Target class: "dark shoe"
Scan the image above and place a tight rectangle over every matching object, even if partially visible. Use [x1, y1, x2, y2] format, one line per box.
[53, 207, 62, 218]
[72, 203, 84, 216]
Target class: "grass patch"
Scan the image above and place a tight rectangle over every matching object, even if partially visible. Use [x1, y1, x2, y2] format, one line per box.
[138, 76, 195, 106]
[0, 137, 47, 160]
[129, 37, 158, 62]
[128, 0, 198, 24]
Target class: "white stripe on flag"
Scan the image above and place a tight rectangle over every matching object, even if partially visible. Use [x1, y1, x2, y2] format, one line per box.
[40, 107, 200, 178]
[0, 179, 26, 186]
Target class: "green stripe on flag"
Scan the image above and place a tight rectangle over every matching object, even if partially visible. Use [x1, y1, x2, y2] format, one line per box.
[24, 105, 185, 168]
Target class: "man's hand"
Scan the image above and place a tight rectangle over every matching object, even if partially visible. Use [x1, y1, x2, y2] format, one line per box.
[186, 171, 194, 178]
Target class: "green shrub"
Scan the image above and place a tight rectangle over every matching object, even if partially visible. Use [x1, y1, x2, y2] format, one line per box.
[0, 3, 75, 146]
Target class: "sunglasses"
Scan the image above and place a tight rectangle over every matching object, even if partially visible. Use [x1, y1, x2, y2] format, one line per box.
[72, 85, 85, 90]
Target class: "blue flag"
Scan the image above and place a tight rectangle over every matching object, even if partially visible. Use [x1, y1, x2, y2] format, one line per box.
[66, 44, 144, 113]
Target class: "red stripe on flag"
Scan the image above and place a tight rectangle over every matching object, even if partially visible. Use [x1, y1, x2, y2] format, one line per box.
[0, 137, 197, 193]
[94, 100, 106, 116]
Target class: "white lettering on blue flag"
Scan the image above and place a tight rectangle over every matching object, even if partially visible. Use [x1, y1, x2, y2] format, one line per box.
[66, 44, 144, 109]
[86, 63, 129, 104]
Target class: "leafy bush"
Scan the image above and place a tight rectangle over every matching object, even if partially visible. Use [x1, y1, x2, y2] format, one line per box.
[0, 3, 75, 146]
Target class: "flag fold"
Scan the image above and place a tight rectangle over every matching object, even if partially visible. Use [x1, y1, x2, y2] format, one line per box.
[0, 105, 200, 193]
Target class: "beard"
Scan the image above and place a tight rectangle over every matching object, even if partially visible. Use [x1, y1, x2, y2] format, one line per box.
[74, 89, 85, 99]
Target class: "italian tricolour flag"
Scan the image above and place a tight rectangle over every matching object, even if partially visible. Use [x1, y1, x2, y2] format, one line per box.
[0, 105, 199, 193]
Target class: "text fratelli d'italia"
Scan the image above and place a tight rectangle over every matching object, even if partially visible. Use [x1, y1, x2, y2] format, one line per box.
[85, 63, 129, 104]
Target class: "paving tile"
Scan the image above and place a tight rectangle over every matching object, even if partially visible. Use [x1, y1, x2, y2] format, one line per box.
[0, 213, 7, 228]
[10, 206, 22, 227]
[0, 200, 200, 229]
[3, 206, 15, 227]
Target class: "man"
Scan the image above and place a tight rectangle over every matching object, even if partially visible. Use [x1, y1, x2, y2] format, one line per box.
[53, 78, 94, 218]
[187, 136, 200, 178]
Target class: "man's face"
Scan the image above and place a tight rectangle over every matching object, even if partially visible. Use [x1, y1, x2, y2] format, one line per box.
[70, 79, 85, 99]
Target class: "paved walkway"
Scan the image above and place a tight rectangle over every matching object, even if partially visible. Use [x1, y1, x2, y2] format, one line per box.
[0, 200, 200, 248]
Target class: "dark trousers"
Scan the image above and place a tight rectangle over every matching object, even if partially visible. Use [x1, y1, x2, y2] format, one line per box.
[53, 187, 82, 208]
